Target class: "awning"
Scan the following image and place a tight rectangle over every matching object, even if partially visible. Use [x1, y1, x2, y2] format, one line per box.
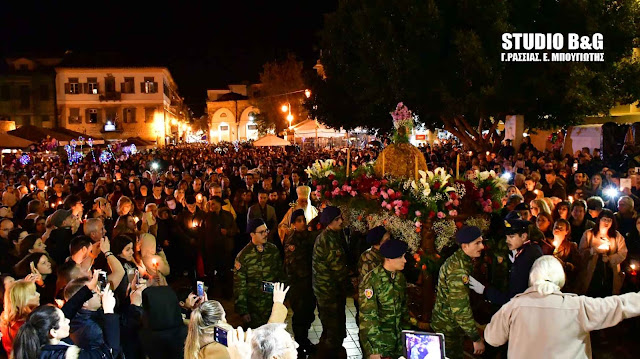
[253, 134, 290, 147]
[0, 133, 35, 149]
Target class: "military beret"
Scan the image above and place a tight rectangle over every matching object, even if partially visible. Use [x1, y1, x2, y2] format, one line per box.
[505, 211, 521, 220]
[366, 226, 387, 245]
[290, 208, 305, 224]
[319, 206, 341, 226]
[379, 238, 408, 259]
[504, 219, 530, 235]
[455, 226, 482, 244]
[514, 203, 530, 211]
[247, 218, 266, 233]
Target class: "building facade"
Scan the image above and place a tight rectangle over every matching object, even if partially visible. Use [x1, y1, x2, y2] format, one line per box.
[55, 67, 189, 144]
[206, 84, 260, 143]
[0, 57, 61, 128]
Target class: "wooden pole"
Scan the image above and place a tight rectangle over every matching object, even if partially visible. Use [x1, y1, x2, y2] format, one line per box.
[382, 152, 386, 177]
[414, 154, 418, 180]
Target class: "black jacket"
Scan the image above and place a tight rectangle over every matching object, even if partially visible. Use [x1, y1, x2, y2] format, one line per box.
[138, 287, 187, 359]
[48, 227, 74, 265]
[485, 242, 543, 306]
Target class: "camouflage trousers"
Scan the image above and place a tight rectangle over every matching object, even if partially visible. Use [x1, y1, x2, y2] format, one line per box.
[317, 296, 347, 351]
[289, 277, 316, 345]
[430, 322, 464, 359]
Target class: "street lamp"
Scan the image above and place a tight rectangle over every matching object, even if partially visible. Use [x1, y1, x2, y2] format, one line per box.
[305, 89, 311, 98]
[281, 102, 293, 129]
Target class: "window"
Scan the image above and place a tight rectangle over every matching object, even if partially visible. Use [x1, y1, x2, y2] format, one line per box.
[144, 107, 156, 123]
[123, 107, 136, 123]
[19, 85, 30, 109]
[69, 108, 81, 124]
[40, 84, 49, 100]
[66, 78, 80, 94]
[87, 78, 98, 94]
[87, 109, 98, 124]
[163, 82, 170, 97]
[141, 77, 157, 94]
[220, 125, 229, 131]
[122, 77, 135, 93]
[1, 85, 9, 101]
[41, 115, 50, 124]
[247, 124, 258, 130]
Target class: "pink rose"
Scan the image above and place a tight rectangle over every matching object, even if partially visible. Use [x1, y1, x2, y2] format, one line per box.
[415, 210, 422, 217]
[381, 191, 389, 200]
[437, 212, 446, 219]
[332, 187, 341, 196]
[371, 186, 378, 194]
[393, 200, 403, 207]
[387, 189, 395, 196]
[395, 208, 401, 216]
[386, 204, 393, 210]
[381, 201, 388, 207]
[317, 185, 323, 191]
[315, 191, 322, 198]
[448, 210, 458, 217]
[453, 199, 460, 206]
[332, 180, 339, 187]
[350, 191, 357, 197]
[415, 221, 422, 228]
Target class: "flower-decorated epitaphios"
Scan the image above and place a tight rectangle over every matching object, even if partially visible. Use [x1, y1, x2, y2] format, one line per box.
[470, 170, 508, 213]
[304, 159, 336, 181]
[390, 102, 415, 143]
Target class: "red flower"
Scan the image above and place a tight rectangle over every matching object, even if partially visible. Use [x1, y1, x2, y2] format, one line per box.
[450, 193, 457, 200]
[400, 207, 409, 215]
[328, 174, 335, 180]
[324, 191, 331, 198]
[312, 180, 317, 187]
[381, 179, 389, 185]
[434, 182, 441, 190]
[492, 201, 501, 209]
[455, 221, 463, 229]
[485, 186, 492, 192]
[428, 211, 436, 218]
[403, 200, 410, 208]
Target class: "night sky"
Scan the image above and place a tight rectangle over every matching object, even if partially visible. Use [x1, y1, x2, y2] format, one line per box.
[0, 1, 338, 117]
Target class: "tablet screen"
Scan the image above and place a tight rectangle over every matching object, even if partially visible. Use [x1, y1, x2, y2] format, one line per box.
[402, 330, 445, 359]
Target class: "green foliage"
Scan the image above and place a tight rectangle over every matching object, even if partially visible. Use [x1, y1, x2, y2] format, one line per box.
[313, 0, 640, 133]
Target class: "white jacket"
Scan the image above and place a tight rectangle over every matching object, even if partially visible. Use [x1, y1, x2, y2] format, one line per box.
[485, 287, 640, 358]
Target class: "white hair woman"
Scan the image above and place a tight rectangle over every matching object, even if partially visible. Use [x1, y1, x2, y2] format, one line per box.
[484, 255, 640, 359]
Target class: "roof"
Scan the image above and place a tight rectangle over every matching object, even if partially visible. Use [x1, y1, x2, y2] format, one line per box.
[51, 127, 103, 141]
[8, 125, 77, 142]
[214, 92, 248, 102]
[0, 133, 34, 149]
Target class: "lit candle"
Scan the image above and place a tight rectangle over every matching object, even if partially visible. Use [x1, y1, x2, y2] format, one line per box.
[568, 196, 574, 203]
[134, 216, 139, 223]
[468, 151, 473, 157]
[597, 242, 610, 251]
[414, 155, 418, 181]
[346, 148, 351, 177]
[191, 220, 197, 228]
[51, 203, 55, 208]
[196, 194, 202, 202]
[151, 257, 158, 272]
[456, 154, 460, 179]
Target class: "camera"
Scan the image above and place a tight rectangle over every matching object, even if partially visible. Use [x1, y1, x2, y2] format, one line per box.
[97, 270, 109, 291]
[196, 281, 205, 298]
[262, 281, 274, 293]
[214, 326, 228, 346]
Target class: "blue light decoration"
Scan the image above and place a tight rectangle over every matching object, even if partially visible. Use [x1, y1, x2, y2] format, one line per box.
[87, 138, 96, 162]
[99, 151, 113, 164]
[19, 154, 31, 165]
[130, 144, 137, 155]
[64, 141, 84, 165]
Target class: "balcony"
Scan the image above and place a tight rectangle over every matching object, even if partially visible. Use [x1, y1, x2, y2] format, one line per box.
[99, 92, 121, 102]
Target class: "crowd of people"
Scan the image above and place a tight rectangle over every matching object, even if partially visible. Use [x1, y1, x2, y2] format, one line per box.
[0, 139, 638, 359]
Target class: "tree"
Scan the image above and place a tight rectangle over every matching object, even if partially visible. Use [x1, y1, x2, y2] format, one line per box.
[311, 0, 640, 150]
[251, 53, 309, 133]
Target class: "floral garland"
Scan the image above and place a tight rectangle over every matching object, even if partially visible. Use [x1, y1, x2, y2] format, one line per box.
[390, 102, 414, 144]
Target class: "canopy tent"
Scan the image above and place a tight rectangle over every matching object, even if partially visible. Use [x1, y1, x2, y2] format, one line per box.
[52, 128, 104, 145]
[8, 125, 77, 142]
[292, 119, 346, 138]
[0, 133, 34, 149]
[253, 134, 290, 147]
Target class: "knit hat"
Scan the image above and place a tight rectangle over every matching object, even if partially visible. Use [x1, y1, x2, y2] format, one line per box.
[51, 209, 73, 228]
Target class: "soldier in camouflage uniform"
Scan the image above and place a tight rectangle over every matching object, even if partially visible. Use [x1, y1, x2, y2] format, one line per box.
[283, 209, 317, 356]
[234, 218, 285, 328]
[431, 226, 486, 359]
[358, 226, 389, 282]
[359, 238, 410, 359]
[312, 206, 353, 359]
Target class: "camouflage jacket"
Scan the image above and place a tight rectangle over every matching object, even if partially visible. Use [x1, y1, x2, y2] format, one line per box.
[233, 241, 285, 316]
[431, 248, 481, 342]
[312, 228, 352, 301]
[357, 247, 383, 283]
[284, 229, 315, 279]
[358, 265, 410, 358]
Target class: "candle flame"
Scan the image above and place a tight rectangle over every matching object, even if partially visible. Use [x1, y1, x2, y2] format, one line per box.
[631, 264, 637, 270]
[597, 243, 610, 250]
[134, 216, 139, 223]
